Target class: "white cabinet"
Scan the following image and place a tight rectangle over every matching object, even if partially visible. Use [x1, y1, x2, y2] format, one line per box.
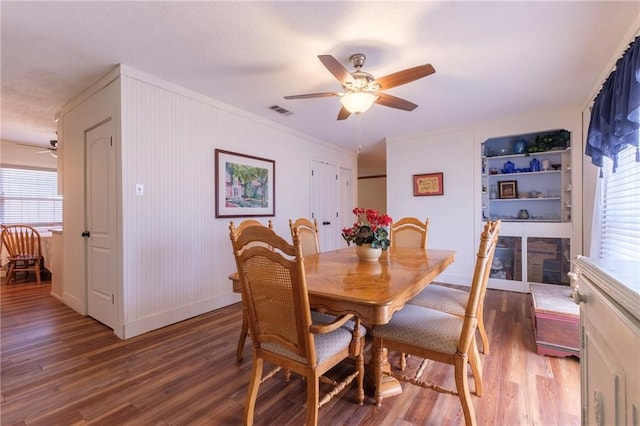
[481, 129, 574, 291]
[572, 256, 640, 426]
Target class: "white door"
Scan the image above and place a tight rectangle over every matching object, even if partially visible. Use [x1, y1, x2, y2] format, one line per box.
[311, 159, 338, 252]
[85, 120, 117, 329]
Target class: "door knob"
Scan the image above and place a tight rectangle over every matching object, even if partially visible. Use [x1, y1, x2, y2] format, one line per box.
[81, 231, 91, 238]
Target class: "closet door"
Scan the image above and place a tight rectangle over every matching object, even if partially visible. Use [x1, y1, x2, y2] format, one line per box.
[85, 119, 118, 330]
[311, 159, 338, 252]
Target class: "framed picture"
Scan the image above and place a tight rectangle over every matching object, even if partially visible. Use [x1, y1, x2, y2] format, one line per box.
[215, 149, 275, 218]
[498, 180, 518, 199]
[413, 172, 444, 196]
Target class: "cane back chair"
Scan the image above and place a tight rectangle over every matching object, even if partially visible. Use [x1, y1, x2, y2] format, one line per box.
[229, 223, 365, 425]
[289, 217, 320, 257]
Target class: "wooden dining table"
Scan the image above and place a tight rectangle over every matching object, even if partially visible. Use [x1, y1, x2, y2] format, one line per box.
[231, 245, 456, 401]
[303, 246, 456, 401]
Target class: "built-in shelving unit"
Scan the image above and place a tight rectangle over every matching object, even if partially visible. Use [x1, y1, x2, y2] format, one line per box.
[481, 129, 573, 292]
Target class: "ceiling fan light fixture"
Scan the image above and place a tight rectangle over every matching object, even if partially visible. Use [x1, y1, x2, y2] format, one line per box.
[340, 92, 378, 114]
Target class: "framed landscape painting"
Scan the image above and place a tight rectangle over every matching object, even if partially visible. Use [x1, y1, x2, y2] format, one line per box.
[215, 149, 275, 218]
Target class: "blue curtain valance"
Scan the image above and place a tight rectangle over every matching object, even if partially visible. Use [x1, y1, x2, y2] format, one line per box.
[586, 36, 640, 173]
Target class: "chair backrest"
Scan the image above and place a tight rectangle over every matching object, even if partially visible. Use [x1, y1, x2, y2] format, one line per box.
[289, 218, 320, 257]
[390, 217, 429, 248]
[1, 225, 42, 258]
[231, 219, 273, 254]
[229, 223, 317, 365]
[458, 220, 501, 353]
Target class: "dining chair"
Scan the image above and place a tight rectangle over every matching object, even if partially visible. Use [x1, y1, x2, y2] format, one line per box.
[402, 217, 490, 355]
[408, 282, 492, 355]
[390, 216, 429, 249]
[389, 217, 429, 369]
[229, 223, 365, 426]
[289, 217, 320, 257]
[371, 220, 500, 425]
[229, 219, 273, 361]
[1, 224, 44, 285]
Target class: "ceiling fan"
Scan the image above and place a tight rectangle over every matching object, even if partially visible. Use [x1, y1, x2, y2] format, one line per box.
[36, 139, 58, 158]
[284, 53, 435, 120]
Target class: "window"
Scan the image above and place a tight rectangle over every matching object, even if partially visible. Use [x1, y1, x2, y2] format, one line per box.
[598, 145, 640, 260]
[0, 166, 62, 226]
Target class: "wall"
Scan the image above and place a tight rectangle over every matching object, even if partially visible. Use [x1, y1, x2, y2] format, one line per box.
[358, 176, 387, 214]
[60, 65, 357, 338]
[387, 108, 583, 288]
[58, 72, 121, 319]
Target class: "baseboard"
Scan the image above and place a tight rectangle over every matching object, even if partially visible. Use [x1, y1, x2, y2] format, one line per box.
[122, 293, 241, 339]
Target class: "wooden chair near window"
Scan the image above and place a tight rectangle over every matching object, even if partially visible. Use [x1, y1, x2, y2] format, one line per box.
[289, 217, 320, 257]
[1, 224, 44, 285]
[229, 223, 365, 426]
[228, 219, 273, 361]
[372, 220, 500, 425]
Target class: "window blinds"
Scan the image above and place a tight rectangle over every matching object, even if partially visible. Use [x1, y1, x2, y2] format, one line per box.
[599, 145, 640, 260]
[0, 166, 62, 226]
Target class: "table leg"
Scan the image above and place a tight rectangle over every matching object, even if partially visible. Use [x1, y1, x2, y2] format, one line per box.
[367, 344, 403, 406]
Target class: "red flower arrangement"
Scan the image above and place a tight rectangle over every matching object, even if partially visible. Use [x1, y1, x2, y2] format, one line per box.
[341, 207, 392, 249]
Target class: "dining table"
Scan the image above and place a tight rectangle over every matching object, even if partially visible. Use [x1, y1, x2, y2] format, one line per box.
[303, 246, 456, 401]
[230, 245, 456, 402]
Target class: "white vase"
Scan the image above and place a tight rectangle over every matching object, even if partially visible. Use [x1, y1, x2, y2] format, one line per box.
[356, 243, 382, 262]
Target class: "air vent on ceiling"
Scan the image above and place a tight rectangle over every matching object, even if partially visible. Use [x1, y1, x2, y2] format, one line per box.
[267, 104, 293, 116]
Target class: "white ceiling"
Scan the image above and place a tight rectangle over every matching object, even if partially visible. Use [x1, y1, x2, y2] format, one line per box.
[2, 1, 639, 172]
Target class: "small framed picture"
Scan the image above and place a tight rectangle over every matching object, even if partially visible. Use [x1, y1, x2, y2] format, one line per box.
[498, 180, 518, 199]
[413, 172, 444, 196]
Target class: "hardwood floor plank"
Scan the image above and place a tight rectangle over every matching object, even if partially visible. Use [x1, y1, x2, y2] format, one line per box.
[1, 281, 580, 425]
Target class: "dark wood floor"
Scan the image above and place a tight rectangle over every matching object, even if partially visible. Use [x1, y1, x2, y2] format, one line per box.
[1, 279, 580, 425]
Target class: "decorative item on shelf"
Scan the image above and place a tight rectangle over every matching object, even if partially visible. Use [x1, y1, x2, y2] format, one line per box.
[490, 184, 497, 199]
[518, 209, 530, 220]
[498, 180, 518, 199]
[530, 158, 541, 172]
[542, 159, 550, 171]
[502, 161, 515, 174]
[551, 163, 562, 170]
[513, 139, 528, 154]
[342, 207, 392, 262]
[526, 130, 570, 154]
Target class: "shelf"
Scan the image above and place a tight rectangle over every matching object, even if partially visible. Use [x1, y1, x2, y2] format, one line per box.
[487, 218, 563, 223]
[488, 170, 561, 178]
[491, 197, 561, 202]
[484, 148, 569, 160]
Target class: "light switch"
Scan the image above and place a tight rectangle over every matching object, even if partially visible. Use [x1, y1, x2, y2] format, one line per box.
[135, 184, 144, 196]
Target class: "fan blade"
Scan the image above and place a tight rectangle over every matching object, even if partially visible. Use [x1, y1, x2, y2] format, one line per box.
[375, 92, 418, 111]
[284, 92, 339, 100]
[318, 55, 355, 85]
[337, 106, 351, 120]
[374, 64, 435, 90]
